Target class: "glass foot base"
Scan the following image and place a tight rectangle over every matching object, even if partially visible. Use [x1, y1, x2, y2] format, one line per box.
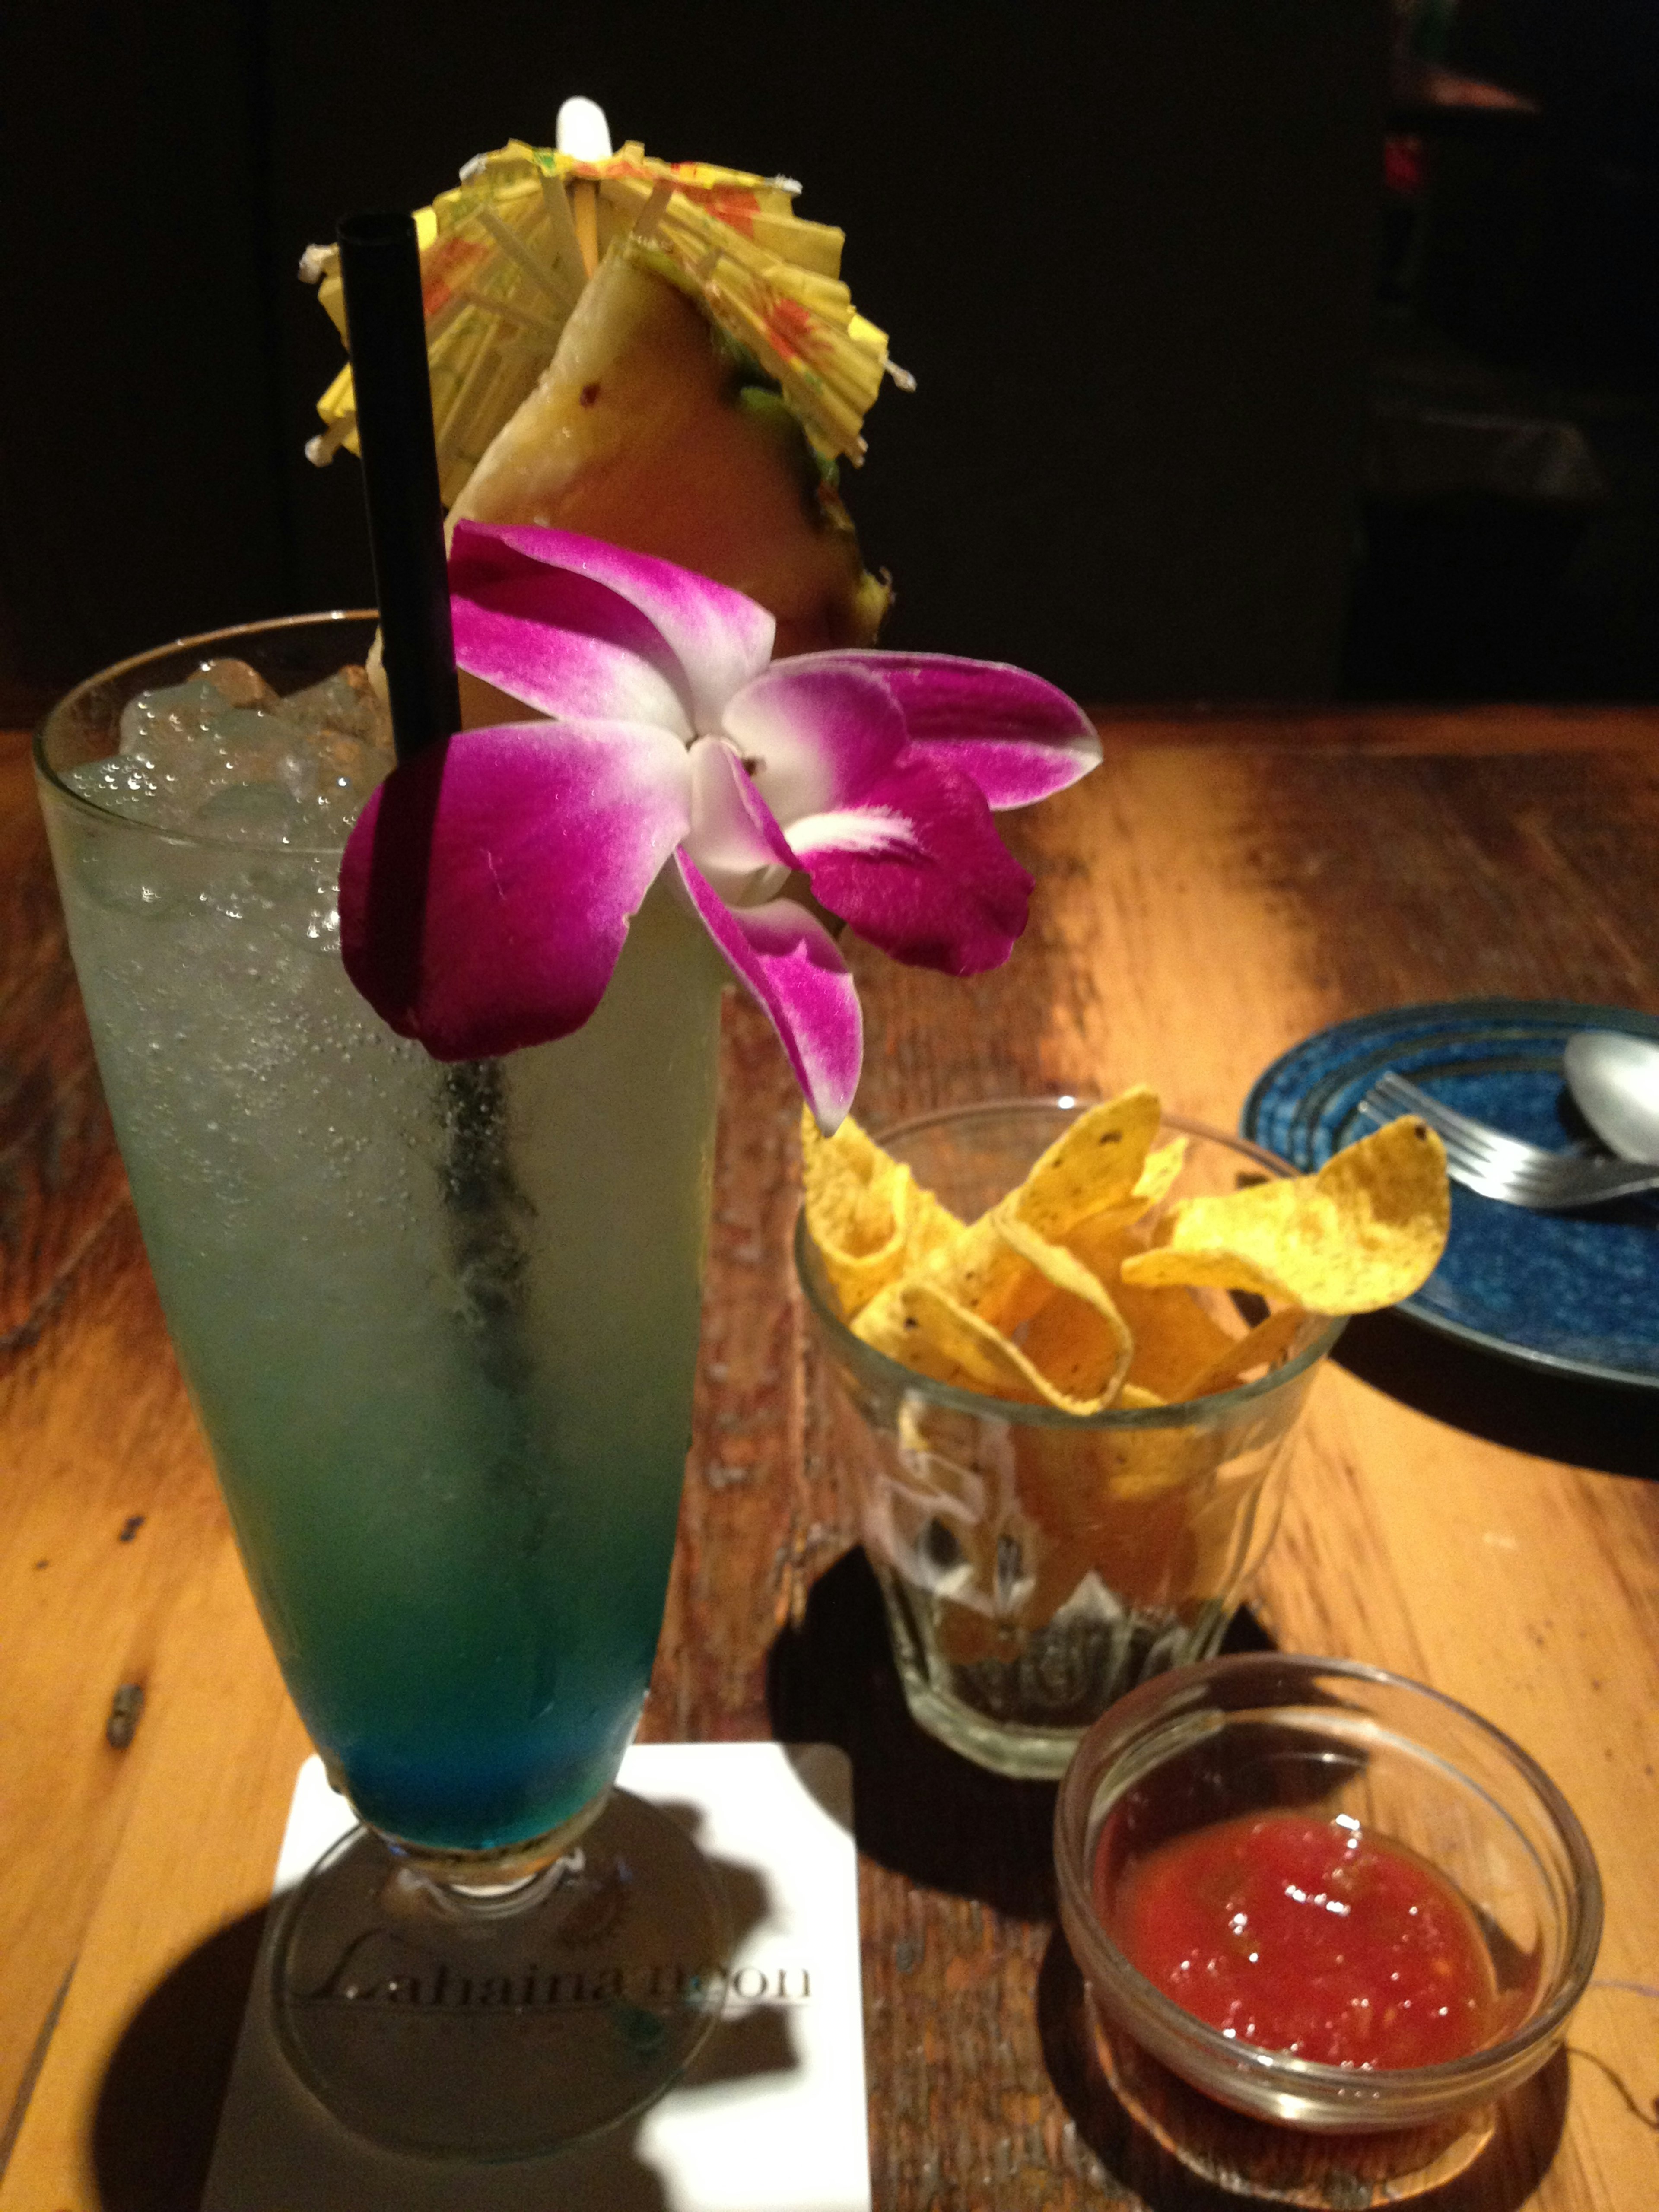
[877, 1561, 1236, 1779]
[271, 1788, 731, 2160]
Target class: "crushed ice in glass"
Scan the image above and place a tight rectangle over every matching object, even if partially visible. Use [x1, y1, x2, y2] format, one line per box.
[66, 658, 394, 845]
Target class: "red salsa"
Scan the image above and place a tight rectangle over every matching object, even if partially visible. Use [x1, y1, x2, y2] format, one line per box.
[1100, 1811, 1499, 2069]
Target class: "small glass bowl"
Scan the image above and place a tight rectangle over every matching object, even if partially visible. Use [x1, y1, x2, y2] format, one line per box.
[1053, 1653, 1603, 2134]
[797, 1100, 1345, 1778]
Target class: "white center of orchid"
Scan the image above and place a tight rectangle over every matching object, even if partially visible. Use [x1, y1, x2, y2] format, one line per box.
[684, 734, 791, 909]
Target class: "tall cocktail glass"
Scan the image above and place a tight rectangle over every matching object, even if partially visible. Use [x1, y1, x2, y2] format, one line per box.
[36, 613, 732, 2155]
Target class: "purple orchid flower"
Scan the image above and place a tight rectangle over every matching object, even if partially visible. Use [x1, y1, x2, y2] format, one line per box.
[340, 523, 1100, 1128]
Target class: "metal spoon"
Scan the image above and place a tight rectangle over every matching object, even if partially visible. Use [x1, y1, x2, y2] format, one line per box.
[1563, 1031, 1659, 1165]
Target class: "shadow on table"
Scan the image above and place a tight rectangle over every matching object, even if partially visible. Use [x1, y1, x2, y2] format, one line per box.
[89, 1830, 785, 2212]
[90, 1907, 266, 2212]
[1336, 1310, 1659, 1479]
[765, 1545, 1274, 1923]
[1036, 1925, 1569, 2212]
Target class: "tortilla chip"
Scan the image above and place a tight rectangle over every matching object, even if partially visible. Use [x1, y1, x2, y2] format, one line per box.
[1071, 1213, 1313, 1403]
[1007, 1087, 1163, 1239]
[855, 1214, 1039, 1351]
[801, 1109, 962, 1317]
[1119, 1118, 1449, 1313]
[1177, 1304, 1313, 1400]
[1032, 1130, 1192, 1249]
[853, 1279, 1023, 1397]
[1131, 1135, 1189, 1211]
[800, 1109, 894, 1252]
[995, 1213, 1134, 1404]
[854, 1208, 1138, 1417]
[852, 1095, 1166, 1379]
[1019, 1297, 1131, 1406]
[843, 1089, 1177, 1346]
[1012, 1419, 1228, 1621]
[855, 1169, 1121, 1348]
[877, 1173, 962, 1301]
[1065, 1216, 1239, 1396]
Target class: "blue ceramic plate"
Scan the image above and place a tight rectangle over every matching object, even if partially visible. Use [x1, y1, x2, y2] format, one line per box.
[1243, 1000, 1659, 1391]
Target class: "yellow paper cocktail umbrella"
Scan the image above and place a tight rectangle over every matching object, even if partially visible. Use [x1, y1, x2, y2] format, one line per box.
[303, 99, 909, 654]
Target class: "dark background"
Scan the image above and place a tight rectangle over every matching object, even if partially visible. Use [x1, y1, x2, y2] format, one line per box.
[2, 0, 1654, 712]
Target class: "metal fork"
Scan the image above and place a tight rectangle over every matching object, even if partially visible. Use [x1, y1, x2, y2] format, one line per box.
[1357, 1069, 1659, 1211]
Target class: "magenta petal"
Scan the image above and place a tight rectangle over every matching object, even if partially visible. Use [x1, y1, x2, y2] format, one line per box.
[340, 721, 690, 1059]
[720, 660, 905, 820]
[450, 528, 693, 732]
[451, 522, 775, 728]
[674, 853, 862, 1130]
[808, 650, 1101, 807]
[786, 752, 1033, 975]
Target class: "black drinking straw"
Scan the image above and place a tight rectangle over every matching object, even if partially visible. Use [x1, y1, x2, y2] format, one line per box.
[336, 210, 460, 765]
[337, 216, 528, 1380]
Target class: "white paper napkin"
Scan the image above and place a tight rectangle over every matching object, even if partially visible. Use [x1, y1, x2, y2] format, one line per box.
[203, 1741, 871, 2212]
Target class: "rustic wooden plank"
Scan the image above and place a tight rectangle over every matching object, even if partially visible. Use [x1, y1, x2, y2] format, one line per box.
[0, 981, 126, 1355]
[1092, 703, 1659, 755]
[0, 728, 130, 1352]
[0, 731, 64, 1005]
[0, 1208, 288, 2154]
[0, 1521, 307, 2212]
[646, 991, 812, 1745]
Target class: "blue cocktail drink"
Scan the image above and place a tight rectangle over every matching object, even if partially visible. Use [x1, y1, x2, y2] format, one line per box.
[38, 618, 724, 1857]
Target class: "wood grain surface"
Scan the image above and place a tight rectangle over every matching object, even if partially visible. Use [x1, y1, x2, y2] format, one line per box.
[3, 717, 1659, 2209]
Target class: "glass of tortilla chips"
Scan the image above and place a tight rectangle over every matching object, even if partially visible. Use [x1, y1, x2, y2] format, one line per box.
[795, 1099, 1349, 1780]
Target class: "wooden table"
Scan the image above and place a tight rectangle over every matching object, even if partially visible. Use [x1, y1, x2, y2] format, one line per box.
[4, 705, 1659, 2209]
